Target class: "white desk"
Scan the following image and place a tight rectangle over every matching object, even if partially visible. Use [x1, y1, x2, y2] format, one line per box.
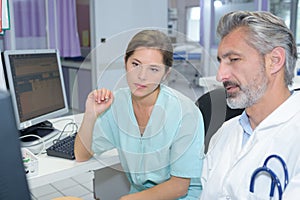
[26, 113, 120, 189]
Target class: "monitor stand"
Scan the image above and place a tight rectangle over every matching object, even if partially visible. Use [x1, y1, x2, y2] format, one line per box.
[20, 121, 60, 154]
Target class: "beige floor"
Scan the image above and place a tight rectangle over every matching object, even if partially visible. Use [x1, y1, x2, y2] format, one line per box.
[30, 171, 94, 200]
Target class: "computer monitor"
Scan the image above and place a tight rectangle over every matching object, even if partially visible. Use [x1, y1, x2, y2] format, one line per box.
[3, 49, 69, 153]
[0, 90, 31, 200]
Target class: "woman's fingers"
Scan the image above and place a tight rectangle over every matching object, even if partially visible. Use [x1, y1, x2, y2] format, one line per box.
[95, 88, 112, 103]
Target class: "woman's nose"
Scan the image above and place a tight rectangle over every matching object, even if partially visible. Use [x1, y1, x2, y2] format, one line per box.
[137, 66, 147, 81]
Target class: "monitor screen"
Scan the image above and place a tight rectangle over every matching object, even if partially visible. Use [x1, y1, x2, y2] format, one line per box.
[3, 49, 69, 132]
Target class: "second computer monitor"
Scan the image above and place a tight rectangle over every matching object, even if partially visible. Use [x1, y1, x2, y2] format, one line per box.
[3, 49, 69, 130]
[3, 49, 69, 151]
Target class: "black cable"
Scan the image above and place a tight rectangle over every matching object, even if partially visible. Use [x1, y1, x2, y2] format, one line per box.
[52, 122, 78, 144]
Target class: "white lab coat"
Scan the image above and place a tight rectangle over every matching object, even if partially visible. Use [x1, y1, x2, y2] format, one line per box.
[200, 91, 300, 200]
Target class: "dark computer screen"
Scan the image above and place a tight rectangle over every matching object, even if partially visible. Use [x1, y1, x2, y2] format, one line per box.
[0, 90, 31, 200]
[3, 49, 69, 131]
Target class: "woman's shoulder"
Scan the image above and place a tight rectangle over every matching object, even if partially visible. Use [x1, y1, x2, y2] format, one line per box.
[160, 84, 199, 112]
[160, 84, 194, 102]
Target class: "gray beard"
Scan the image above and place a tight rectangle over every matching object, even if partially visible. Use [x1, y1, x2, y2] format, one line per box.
[227, 75, 268, 109]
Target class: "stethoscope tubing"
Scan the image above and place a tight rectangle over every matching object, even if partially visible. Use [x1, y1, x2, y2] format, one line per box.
[263, 154, 289, 188]
[249, 166, 283, 199]
[249, 154, 289, 200]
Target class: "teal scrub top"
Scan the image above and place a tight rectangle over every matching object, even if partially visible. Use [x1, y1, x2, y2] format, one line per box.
[92, 85, 204, 199]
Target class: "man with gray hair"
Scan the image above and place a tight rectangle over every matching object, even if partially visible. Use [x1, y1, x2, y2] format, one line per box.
[200, 10, 300, 199]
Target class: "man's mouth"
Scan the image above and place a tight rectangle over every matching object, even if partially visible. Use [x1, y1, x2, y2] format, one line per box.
[223, 81, 239, 93]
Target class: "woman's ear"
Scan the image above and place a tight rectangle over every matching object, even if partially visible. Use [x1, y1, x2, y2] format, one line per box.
[269, 46, 285, 74]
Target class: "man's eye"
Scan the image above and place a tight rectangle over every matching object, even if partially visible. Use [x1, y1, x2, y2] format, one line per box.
[230, 58, 240, 62]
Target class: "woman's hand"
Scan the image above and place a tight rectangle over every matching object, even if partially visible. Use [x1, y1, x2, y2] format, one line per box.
[118, 176, 190, 200]
[85, 88, 114, 118]
[75, 88, 113, 162]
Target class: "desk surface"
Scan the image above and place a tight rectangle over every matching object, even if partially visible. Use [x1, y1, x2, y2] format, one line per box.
[26, 113, 120, 189]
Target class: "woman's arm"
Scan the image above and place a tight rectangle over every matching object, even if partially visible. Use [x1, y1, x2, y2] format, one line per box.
[119, 176, 190, 200]
[74, 88, 113, 162]
[74, 113, 97, 161]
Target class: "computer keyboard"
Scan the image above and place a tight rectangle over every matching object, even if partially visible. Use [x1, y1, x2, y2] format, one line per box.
[46, 133, 76, 160]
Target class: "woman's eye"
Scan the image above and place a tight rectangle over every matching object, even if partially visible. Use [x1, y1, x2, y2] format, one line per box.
[150, 67, 159, 72]
[132, 62, 140, 67]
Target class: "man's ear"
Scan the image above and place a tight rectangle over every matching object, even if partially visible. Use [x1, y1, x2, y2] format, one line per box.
[269, 46, 285, 74]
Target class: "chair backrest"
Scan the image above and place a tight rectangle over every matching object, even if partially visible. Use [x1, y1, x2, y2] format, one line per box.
[93, 163, 130, 200]
[195, 87, 244, 153]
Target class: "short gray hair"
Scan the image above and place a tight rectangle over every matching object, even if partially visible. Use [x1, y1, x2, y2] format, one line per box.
[217, 11, 298, 86]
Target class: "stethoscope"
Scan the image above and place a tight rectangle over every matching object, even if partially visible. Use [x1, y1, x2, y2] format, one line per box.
[249, 154, 289, 200]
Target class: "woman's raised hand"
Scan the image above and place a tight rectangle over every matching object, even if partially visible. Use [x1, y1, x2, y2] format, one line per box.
[85, 88, 114, 118]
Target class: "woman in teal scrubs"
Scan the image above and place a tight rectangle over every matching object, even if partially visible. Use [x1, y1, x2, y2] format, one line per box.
[75, 29, 204, 200]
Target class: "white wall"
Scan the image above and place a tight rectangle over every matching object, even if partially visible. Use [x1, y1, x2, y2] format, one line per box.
[89, 0, 168, 89]
[168, 0, 200, 43]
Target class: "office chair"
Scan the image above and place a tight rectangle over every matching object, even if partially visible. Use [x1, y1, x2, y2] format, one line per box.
[195, 87, 244, 153]
[93, 163, 130, 200]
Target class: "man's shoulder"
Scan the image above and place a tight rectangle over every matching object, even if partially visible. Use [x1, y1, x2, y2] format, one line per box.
[208, 117, 242, 149]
